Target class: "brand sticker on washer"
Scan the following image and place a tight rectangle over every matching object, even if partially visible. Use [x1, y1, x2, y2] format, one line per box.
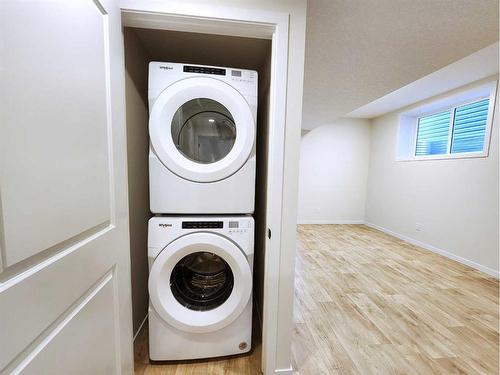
[159, 223, 172, 228]
[159, 65, 173, 70]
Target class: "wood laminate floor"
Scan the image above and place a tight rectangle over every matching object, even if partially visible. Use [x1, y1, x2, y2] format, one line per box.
[135, 224, 499, 374]
[293, 225, 499, 375]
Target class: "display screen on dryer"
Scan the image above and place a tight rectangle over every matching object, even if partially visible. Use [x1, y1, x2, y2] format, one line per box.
[183, 65, 226, 75]
[182, 221, 223, 229]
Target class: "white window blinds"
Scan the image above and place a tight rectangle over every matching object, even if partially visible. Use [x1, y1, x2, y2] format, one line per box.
[415, 98, 490, 157]
[451, 99, 489, 154]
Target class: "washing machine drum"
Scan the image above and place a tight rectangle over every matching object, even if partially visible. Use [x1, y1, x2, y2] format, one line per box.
[148, 232, 252, 333]
[170, 252, 234, 311]
[149, 77, 255, 182]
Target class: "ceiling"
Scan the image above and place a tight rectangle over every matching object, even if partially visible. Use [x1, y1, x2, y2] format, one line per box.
[302, 0, 499, 129]
[348, 42, 499, 118]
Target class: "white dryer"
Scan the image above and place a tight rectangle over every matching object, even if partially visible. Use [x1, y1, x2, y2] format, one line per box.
[148, 62, 257, 214]
[148, 215, 254, 360]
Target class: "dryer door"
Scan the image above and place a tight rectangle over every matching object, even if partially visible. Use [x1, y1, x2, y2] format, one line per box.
[149, 232, 252, 333]
[149, 77, 255, 183]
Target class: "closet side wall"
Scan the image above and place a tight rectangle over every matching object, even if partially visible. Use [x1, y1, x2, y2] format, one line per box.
[123, 28, 151, 335]
[254, 48, 272, 329]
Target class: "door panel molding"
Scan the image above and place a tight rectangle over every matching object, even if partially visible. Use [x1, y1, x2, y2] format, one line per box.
[0, 0, 113, 268]
[0, 0, 134, 372]
[2, 268, 117, 374]
[0, 222, 112, 288]
[0, 191, 5, 274]
[0, 231, 120, 370]
[93, 0, 108, 15]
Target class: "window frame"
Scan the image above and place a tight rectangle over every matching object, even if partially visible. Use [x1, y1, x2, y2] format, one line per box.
[412, 96, 493, 160]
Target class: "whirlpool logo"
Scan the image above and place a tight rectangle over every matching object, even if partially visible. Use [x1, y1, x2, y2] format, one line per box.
[159, 65, 173, 70]
[159, 223, 172, 228]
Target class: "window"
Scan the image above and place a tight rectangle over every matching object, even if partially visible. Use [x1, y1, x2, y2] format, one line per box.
[451, 99, 489, 154]
[415, 98, 490, 157]
[396, 80, 496, 161]
[415, 110, 452, 156]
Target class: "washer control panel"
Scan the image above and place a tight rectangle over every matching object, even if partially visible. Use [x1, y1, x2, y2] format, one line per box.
[228, 219, 251, 235]
[182, 221, 223, 229]
[148, 216, 254, 257]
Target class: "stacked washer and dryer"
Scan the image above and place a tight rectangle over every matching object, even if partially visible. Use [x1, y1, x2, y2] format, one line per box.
[147, 62, 258, 360]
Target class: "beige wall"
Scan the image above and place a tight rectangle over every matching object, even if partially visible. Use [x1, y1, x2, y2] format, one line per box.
[298, 119, 371, 223]
[123, 28, 151, 335]
[254, 48, 272, 330]
[131, 28, 270, 71]
[365, 83, 499, 275]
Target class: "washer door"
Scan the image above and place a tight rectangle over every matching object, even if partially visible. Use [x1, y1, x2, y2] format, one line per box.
[149, 77, 255, 182]
[149, 232, 252, 333]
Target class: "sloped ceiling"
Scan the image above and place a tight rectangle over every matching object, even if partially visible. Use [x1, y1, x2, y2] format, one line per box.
[302, 0, 499, 129]
[347, 43, 499, 118]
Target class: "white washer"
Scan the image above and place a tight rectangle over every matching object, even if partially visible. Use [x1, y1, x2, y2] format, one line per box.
[148, 62, 257, 214]
[148, 215, 254, 360]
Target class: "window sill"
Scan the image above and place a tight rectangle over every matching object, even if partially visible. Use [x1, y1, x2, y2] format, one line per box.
[396, 151, 489, 162]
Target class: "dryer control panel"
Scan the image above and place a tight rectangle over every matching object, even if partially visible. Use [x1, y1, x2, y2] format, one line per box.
[183, 65, 226, 75]
[148, 61, 258, 104]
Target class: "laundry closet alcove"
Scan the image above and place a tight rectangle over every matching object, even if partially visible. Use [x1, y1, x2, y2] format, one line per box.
[119, 2, 304, 373]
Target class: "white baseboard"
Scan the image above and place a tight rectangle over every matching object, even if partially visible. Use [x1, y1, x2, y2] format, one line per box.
[365, 222, 500, 279]
[133, 313, 148, 342]
[274, 367, 293, 374]
[297, 219, 364, 225]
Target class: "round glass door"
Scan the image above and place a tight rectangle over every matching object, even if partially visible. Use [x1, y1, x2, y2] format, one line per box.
[170, 252, 234, 311]
[149, 77, 255, 182]
[171, 98, 236, 164]
[148, 232, 252, 333]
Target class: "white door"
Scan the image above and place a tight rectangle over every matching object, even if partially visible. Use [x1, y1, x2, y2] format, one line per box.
[148, 232, 252, 333]
[149, 77, 255, 182]
[0, 1, 133, 374]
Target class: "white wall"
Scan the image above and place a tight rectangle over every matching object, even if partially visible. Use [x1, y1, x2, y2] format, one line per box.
[298, 119, 370, 223]
[365, 84, 499, 276]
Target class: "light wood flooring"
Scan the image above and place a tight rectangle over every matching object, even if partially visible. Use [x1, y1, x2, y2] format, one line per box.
[135, 224, 499, 374]
[293, 224, 499, 375]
